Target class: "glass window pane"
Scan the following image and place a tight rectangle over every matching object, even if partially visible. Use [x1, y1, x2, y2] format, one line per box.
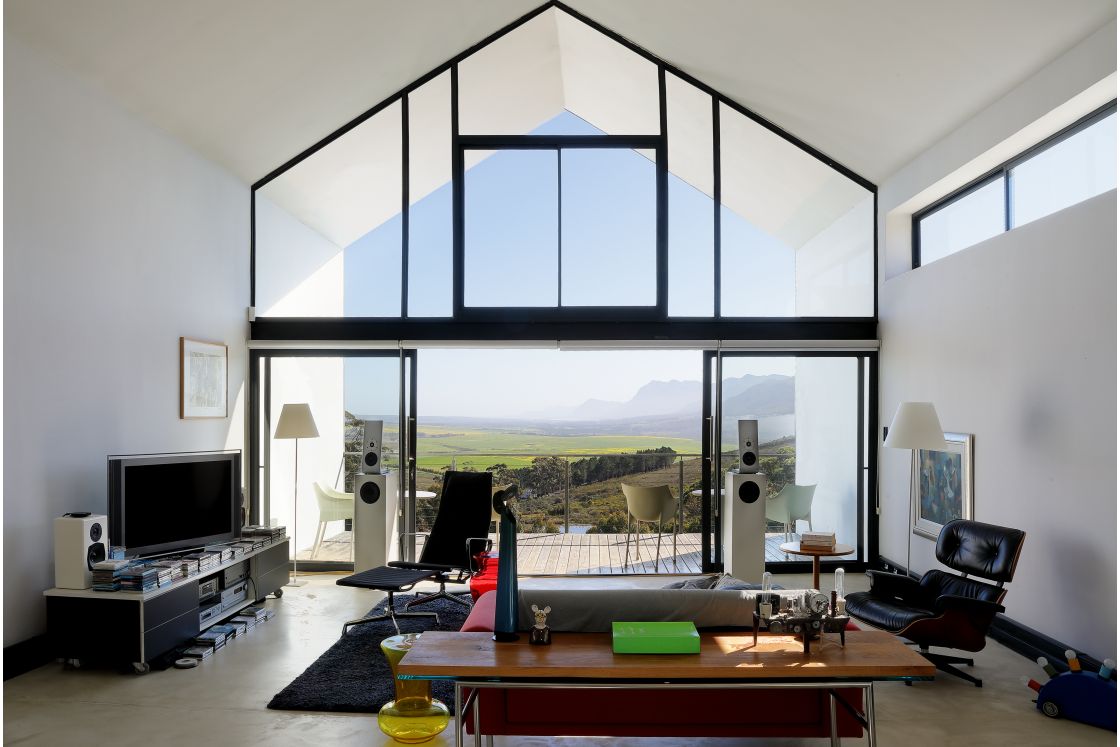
[919, 178, 1005, 265]
[718, 104, 872, 317]
[464, 149, 558, 307]
[718, 355, 861, 557]
[409, 73, 453, 316]
[458, 8, 658, 136]
[561, 148, 656, 306]
[1011, 112, 1117, 227]
[266, 355, 400, 565]
[667, 74, 714, 317]
[256, 102, 402, 317]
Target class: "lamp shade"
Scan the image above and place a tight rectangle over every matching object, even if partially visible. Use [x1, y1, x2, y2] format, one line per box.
[274, 403, 319, 439]
[884, 402, 945, 450]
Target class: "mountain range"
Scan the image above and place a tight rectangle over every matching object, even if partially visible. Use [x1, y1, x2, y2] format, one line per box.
[530, 373, 793, 421]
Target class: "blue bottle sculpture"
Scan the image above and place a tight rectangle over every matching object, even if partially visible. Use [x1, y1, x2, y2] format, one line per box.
[492, 485, 520, 642]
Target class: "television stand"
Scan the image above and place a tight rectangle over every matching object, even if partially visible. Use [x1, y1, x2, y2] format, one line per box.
[44, 539, 288, 672]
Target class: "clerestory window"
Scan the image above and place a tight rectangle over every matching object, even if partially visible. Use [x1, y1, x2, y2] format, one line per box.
[252, 3, 875, 322]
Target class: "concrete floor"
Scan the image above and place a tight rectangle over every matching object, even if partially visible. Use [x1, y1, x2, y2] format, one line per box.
[4, 574, 1113, 746]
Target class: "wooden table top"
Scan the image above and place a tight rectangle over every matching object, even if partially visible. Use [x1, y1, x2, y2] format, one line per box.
[779, 542, 856, 559]
[398, 630, 934, 681]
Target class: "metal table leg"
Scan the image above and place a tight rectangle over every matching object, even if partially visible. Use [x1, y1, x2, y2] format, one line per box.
[829, 689, 839, 747]
[865, 682, 877, 747]
[454, 683, 463, 747]
[473, 685, 482, 747]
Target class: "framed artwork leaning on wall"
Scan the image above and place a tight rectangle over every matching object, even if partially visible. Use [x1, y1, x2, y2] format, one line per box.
[912, 432, 973, 540]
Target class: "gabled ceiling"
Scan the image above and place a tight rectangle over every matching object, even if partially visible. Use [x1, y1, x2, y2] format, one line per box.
[5, 0, 1115, 185]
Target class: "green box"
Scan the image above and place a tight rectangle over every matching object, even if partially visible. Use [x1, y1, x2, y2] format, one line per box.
[611, 621, 701, 654]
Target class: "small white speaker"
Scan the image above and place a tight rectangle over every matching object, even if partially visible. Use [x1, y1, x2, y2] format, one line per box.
[738, 419, 760, 473]
[353, 470, 399, 573]
[361, 420, 384, 474]
[723, 471, 766, 582]
[54, 513, 108, 589]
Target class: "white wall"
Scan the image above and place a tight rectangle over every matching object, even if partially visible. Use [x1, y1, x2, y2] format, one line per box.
[3, 36, 250, 646]
[879, 193, 1116, 659]
[795, 195, 875, 317]
[876, 19, 1116, 658]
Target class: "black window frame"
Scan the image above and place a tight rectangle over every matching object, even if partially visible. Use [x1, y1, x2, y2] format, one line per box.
[454, 134, 667, 321]
[912, 100, 1117, 269]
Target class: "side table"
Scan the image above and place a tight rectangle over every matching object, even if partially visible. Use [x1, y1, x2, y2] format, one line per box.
[779, 542, 855, 590]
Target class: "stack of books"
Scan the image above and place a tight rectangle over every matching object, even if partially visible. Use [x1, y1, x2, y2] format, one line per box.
[91, 559, 132, 591]
[800, 531, 837, 550]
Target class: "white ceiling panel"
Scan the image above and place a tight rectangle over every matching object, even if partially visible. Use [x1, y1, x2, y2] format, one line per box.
[5, 0, 1115, 184]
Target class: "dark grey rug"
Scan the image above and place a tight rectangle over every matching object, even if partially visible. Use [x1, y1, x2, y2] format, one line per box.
[267, 594, 473, 713]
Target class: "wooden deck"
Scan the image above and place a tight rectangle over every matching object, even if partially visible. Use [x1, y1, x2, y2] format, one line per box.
[298, 530, 799, 574]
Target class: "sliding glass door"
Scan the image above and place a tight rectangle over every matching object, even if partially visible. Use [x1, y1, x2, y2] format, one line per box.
[700, 351, 875, 574]
[249, 350, 416, 571]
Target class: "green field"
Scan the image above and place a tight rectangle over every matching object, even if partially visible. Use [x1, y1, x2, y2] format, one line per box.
[414, 424, 703, 471]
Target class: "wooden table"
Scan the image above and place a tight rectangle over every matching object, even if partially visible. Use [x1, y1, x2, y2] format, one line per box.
[399, 630, 933, 746]
[780, 541, 855, 590]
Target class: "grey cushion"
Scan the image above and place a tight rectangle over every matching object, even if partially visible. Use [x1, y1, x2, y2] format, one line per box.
[711, 573, 761, 591]
[661, 575, 719, 590]
[517, 588, 758, 632]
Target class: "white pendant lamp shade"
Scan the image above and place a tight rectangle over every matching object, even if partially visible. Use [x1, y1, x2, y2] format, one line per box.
[274, 403, 319, 439]
[884, 402, 945, 450]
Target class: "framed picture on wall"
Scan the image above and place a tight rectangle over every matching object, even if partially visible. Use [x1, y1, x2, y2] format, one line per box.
[912, 432, 973, 540]
[180, 337, 228, 419]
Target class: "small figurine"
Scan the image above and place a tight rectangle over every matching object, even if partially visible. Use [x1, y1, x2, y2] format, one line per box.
[529, 604, 552, 645]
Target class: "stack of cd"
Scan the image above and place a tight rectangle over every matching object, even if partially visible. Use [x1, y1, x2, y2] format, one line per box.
[150, 559, 187, 582]
[204, 545, 235, 562]
[91, 559, 132, 591]
[231, 613, 257, 631]
[181, 645, 213, 660]
[177, 556, 200, 577]
[118, 564, 160, 592]
[242, 526, 286, 545]
[183, 551, 219, 574]
[194, 629, 227, 650]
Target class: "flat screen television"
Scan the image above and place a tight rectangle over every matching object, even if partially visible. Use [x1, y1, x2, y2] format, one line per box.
[108, 450, 241, 557]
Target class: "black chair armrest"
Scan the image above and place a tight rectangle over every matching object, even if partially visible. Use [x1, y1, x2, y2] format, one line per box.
[933, 594, 1005, 617]
[866, 570, 922, 600]
[397, 531, 430, 558]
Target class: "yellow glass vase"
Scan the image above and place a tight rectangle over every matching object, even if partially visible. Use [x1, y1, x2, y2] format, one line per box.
[377, 633, 450, 744]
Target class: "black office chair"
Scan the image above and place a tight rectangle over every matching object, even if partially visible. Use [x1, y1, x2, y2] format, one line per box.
[845, 519, 1026, 687]
[393, 470, 494, 610]
[336, 470, 494, 635]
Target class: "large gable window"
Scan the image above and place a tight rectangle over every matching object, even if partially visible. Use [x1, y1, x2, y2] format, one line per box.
[251, 3, 875, 325]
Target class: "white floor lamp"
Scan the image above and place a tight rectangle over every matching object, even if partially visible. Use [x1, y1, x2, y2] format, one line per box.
[884, 402, 945, 576]
[274, 403, 319, 587]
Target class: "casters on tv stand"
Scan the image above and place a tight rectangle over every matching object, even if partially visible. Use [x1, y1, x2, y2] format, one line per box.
[273, 588, 284, 598]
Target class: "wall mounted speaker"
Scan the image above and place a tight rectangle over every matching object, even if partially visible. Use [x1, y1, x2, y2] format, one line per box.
[361, 419, 384, 474]
[723, 472, 767, 583]
[353, 470, 399, 573]
[54, 513, 108, 589]
[738, 419, 760, 473]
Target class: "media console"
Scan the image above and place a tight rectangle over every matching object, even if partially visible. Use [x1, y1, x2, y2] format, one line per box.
[43, 539, 288, 673]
